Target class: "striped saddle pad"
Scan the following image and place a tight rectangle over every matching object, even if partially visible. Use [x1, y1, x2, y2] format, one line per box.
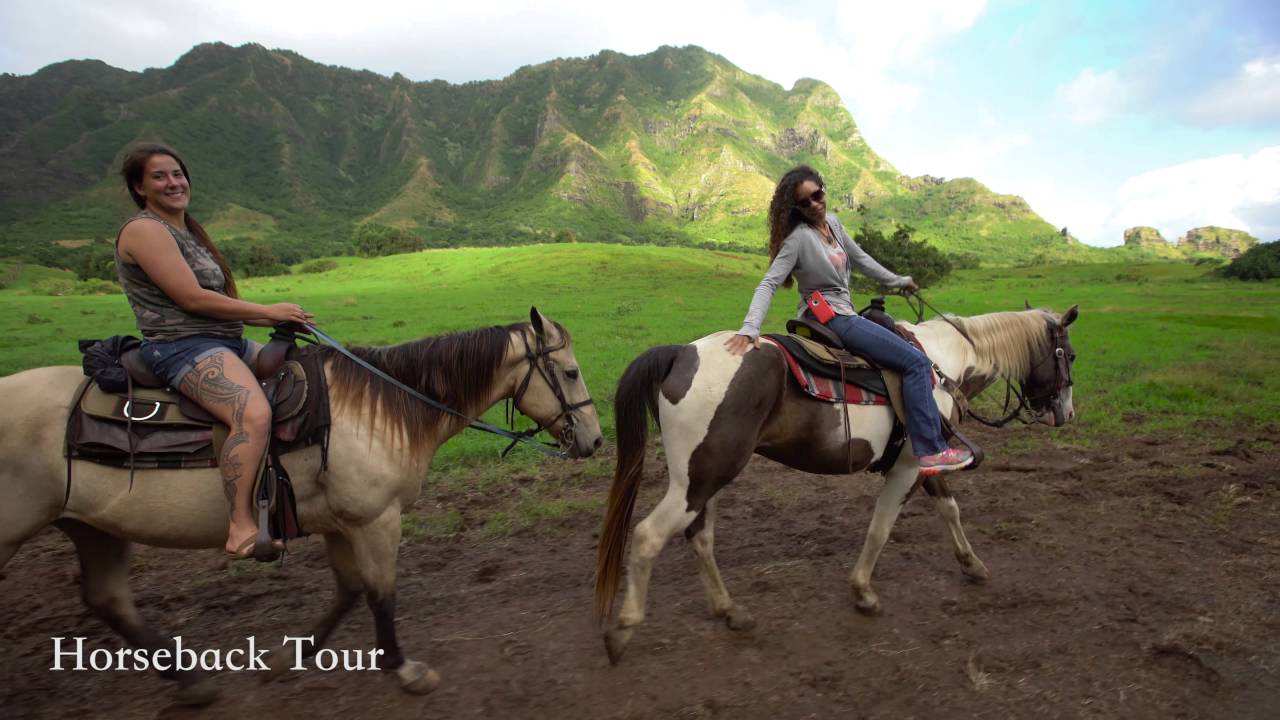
[761, 336, 889, 406]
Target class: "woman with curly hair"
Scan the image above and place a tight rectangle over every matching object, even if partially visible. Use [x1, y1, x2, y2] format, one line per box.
[724, 165, 972, 474]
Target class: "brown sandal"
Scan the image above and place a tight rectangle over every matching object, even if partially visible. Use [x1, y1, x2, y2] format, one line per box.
[226, 536, 283, 563]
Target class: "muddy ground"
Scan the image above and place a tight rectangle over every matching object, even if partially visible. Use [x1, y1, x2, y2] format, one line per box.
[3, 424, 1279, 719]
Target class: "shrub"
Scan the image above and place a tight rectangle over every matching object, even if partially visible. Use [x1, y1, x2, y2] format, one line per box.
[850, 224, 953, 291]
[222, 239, 292, 277]
[72, 278, 121, 295]
[31, 277, 120, 295]
[31, 278, 76, 296]
[354, 223, 425, 257]
[298, 259, 339, 274]
[1218, 241, 1280, 280]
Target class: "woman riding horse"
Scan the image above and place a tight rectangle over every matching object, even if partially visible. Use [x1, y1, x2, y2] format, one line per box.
[725, 165, 972, 475]
[115, 142, 312, 560]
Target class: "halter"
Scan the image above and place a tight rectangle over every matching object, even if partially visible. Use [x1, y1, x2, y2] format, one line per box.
[502, 326, 596, 457]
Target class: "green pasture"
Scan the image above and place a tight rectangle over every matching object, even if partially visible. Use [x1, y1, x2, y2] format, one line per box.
[3, 247, 1278, 471]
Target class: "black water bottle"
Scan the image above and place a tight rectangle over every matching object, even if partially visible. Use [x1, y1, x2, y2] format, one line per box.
[860, 296, 897, 333]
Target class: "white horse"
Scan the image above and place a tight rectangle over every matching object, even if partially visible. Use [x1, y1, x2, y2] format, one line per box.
[594, 306, 1078, 662]
[1, 308, 601, 704]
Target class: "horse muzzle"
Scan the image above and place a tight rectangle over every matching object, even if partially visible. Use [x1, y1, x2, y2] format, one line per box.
[557, 413, 603, 459]
[1036, 389, 1075, 427]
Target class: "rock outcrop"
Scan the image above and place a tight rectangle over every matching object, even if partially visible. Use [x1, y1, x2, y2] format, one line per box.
[1177, 226, 1259, 258]
[1123, 226, 1169, 247]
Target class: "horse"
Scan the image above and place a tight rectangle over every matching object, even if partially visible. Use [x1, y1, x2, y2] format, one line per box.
[593, 305, 1078, 662]
[0, 307, 601, 704]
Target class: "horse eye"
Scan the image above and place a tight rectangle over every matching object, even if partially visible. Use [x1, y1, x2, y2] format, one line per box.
[565, 367, 580, 381]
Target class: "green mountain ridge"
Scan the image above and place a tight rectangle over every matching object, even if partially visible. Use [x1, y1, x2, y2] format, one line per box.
[2, 43, 1120, 268]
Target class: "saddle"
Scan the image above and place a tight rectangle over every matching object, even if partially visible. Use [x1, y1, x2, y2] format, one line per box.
[765, 303, 981, 475]
[65, 326, 331, 545]
[766, 316, 914, 426]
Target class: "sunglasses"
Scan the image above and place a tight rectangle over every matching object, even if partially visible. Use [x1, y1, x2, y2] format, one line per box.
[796, 188, 825, 209]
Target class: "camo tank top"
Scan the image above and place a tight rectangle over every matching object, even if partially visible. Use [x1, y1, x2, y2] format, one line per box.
[114, 211, 244, 341]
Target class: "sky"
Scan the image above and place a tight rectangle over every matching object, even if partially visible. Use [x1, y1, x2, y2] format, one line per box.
[2, 0, 1278, 247]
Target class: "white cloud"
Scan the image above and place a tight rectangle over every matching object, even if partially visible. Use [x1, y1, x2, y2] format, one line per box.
[1186, 55, 1280, 127]
[1096, 146, 1280, 246]
[924, 132, 1031, 181]
[825, 1, 986, 126]
[1056, 67, 1128, 126]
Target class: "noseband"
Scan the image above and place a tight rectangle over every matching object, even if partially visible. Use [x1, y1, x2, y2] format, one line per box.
[504, 328, 594, 456]
[1020, 322, 1073, 415]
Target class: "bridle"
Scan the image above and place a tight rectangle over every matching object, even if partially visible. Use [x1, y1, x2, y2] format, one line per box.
[503, 326, 595, 456]
[903, 292, 1073, 428]
[967, 319, 1074, 428]
[1018, 321, 1074, 426]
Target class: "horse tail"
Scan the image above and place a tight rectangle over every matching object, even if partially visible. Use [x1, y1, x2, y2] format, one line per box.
[593, 344, 685, 624]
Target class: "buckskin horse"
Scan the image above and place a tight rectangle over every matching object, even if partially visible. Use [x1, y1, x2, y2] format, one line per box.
[594, 305, 1078, 662]
[0, 308, 601, 703]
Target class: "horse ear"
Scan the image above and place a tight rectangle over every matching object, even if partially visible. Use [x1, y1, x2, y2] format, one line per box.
[530, 306, 547, 337]
[1061, 304, 1079, 327]
[1024, 299, 1032, 310]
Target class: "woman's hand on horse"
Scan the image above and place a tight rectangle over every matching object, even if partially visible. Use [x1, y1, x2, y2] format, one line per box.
[902, 278, 919, 293]
[265, 303, 314, 324]
[724, 334, 759, 356]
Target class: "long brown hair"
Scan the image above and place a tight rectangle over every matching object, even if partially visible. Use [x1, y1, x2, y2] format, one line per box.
[766, 165, 825, 289]
[119, 142, 238, 298]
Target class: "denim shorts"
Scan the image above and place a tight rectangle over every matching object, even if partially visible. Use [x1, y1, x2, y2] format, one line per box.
[139, 335, 262, 389]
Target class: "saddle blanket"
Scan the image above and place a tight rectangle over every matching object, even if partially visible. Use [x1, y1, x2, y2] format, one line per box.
[761, 337, 889, 406]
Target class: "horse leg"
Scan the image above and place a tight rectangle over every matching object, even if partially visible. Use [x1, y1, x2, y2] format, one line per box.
[261, 532, 362, 682]
[921, 477, 989, 581]
[605, 484, 698, 663]
[687, 497, 754, 631]
[54, 519, 218, 706]
[848, 462, 921, 616]
[348, 506, 439, 695]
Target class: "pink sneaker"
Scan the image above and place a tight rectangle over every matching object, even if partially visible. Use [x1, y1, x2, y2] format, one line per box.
[918, 447, 974, 475]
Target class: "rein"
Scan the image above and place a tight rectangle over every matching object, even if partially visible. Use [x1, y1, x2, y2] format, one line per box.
[306, 324, 575, 459]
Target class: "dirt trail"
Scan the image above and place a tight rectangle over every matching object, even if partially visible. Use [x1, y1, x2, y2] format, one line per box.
[3, 426, 1279, 719]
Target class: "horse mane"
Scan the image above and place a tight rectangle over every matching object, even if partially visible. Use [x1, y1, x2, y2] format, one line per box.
[320, 323, 528, 462]
[949, 309, 1055, 381]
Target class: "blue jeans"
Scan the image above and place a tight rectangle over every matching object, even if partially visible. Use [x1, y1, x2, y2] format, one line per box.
[140, 335, 261, 389]
[827, 313, 947, 457]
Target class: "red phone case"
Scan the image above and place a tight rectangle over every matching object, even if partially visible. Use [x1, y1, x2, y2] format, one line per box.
[807, 290, 835, 323]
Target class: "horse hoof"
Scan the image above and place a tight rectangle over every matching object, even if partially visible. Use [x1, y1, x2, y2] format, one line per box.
[397, 661, 441, 695]
[724, 605, 756, 631]
[260, 646, 299, 683]
[960, 555, 990, 582]
[175, 677, 219, 706]
[852, 589, 881, 616]
[604, 627, 633, 665]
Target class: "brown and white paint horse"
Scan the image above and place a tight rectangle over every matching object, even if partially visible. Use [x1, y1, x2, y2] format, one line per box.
[0, 308, 600, 704]
[594, 306, 1078, 662]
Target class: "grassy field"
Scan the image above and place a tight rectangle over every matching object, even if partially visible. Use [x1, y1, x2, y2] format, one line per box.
[3, 246, 1278, 470]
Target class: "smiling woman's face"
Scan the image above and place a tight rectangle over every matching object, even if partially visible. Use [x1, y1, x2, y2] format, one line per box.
[134, 154, 190, 217]
[794, 179, 826, 225]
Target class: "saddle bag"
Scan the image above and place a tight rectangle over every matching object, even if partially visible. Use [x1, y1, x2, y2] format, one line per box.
[78, 336, 142, 393]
